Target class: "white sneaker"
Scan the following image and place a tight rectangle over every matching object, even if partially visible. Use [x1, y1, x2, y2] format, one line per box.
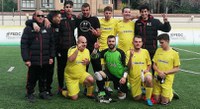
[118, 92, 126, 100]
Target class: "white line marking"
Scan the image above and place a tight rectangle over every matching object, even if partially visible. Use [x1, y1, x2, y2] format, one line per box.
[7, 66, 15, 72]
[180, 69, 200, 75]
[173, 47, 200, 55]
[181, 58, 200, 61]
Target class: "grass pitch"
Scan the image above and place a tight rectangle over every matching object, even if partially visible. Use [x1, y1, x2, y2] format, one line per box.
[0, 45, 200, 109]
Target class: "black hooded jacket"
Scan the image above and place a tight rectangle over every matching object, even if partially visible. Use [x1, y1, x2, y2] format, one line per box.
[21, 22, 55, 66]
[135, 15, 171, 58]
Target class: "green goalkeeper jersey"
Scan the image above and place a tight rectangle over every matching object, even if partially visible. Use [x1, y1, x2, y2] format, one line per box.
[100, 48, 127, 78]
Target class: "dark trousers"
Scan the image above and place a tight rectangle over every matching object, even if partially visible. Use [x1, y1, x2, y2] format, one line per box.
[56, 49, 68, 89]
[96, 70, 128, 93]
[46, 58, 55, 92]
[86, 47, 102, 72]
[86, 48, 102, 91]
[149, 52, 155, 75]
[26, 65, 49, 95]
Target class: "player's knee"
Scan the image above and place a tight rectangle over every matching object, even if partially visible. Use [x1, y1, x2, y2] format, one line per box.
[133, 95, 142, 101]
[145, 76, 153, 86]
[161, 96, 169, 104]
[87, 76, 94, 84]
[71, 95, 78, 100]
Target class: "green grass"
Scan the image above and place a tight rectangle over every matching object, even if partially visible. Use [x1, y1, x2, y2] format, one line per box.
[0, 46, 200, 109]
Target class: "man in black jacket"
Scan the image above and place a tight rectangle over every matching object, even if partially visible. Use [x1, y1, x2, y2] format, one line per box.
[45, 10, 62, 96]
[57, 1, 77, 93]
[21, 10, 55, 102]
[135, 5, 171, 61]
[26, 1, 77, 95]
[76, 3, 101, 97]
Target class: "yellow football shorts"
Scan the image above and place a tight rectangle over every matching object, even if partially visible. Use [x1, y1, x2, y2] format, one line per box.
[129, 72, 152, 97]
[153, 76, 173, 101]
[65, 72, 90, 96]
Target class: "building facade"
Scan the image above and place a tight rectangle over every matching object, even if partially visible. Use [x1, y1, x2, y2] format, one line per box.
[17, 0, 123, 15]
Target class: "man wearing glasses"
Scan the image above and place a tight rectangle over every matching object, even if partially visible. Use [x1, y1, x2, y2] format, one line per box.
[21, 10, 55, 102]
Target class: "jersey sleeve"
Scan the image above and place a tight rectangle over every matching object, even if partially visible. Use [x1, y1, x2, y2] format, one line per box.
[173, 52, 181, 67]
[125, 50, 130, 65]
[145, 50, 152, 65]
[152, 49, 158, 63]
[119, 49, 126, 67]
[67, 46, 76, 57]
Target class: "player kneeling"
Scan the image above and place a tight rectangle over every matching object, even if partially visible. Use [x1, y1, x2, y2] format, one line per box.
[152, 34, 180, 105]
[126, 35, 154, 106]
[63, 36, 95, 100]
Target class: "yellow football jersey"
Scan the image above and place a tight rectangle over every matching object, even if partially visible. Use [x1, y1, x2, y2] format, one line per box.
[126, 49, 151, 78]
[153, 48, 180, 81]
[99, 18, 120, 51]
[116, 20, 135, 53]
[65, 46, 90, 78]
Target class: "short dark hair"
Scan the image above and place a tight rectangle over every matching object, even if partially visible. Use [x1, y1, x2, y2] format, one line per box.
[82, 3, 90, 9]
[64, 0, 73, 7]
[134, 35, 143, 42]
[104, 6, 112, 12]
[107, 35, 116, 40]
[48, 10, 60, 21]
[139, 5, 149, 12]
[122, 7, 130, 13]
[157, 33, 170, 41]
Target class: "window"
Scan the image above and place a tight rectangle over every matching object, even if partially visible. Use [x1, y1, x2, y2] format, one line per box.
[60, 0, 64, 3]
[73, 0, 86, 11]
[41, 0, 54, 8]
[103, 0, 110, 4]
[21, 0, 35, 8]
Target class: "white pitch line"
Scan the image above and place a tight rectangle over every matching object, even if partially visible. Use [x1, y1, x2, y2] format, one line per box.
[180, 69, 200, 75]
[173, 47, 200, 55]
[7, 66, 15, 72]
[181, 58, 200, 61]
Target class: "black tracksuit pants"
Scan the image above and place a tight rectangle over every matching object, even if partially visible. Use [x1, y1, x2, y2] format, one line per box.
[46, 58, 55, 92]
[56, 49, 68, 90]
[26, 65, 49, 95]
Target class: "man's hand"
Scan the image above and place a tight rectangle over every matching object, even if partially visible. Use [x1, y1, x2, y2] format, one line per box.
[44, 18, 51, 28]
[77, 43, 83, 51]
[158, 71, 166, 79]
[82, 58, 89, 65]
[89, 27, 98, 36]
[119, 77, 126, 84]
[162, 14, 168, 22]
[25, 61, 31, 67]
[94, 41, 100, 49]
[33, 23, 40, 32]
[49, 58, 53, 64]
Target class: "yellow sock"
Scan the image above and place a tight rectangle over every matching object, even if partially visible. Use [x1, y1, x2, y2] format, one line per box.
[86, 86, 94, 96]
[105, 81, 110, 87]
[145, 87, 153, 99]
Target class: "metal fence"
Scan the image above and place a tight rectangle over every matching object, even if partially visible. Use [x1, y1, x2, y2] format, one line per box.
[0, 12, 200, 26]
